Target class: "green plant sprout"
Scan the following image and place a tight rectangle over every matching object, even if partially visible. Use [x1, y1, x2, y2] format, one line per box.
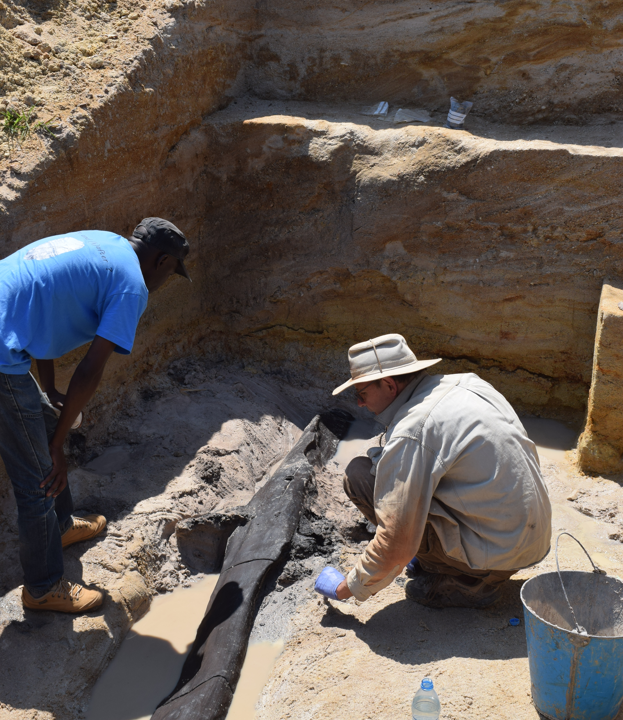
[1, 107, 58, 144]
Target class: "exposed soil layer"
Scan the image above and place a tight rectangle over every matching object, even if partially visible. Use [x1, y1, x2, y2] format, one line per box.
[193, 98, 623, 422]
[1, 0, 623, 437]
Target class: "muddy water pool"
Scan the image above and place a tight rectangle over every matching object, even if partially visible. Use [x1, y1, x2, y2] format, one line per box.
[87, 575, 219, 720]
[87, 575, 283, 720]
[226, 640, 284, 720]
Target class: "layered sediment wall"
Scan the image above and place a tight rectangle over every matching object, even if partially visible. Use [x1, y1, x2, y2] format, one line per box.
[2, 0, 622, 428]
[0, 1, 622, 443]
[190, 101, 623, 421]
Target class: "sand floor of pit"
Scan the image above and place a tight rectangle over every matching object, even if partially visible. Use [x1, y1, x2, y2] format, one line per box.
[2, 360, 623, 720]
[254, 422, 623, 720]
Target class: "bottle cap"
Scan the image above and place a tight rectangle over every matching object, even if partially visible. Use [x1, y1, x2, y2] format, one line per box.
[421, 678, 434, 691]
[509, 617, 520, 626]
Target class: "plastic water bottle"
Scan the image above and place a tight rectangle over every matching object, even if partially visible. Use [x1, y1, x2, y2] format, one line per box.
[411, 677, 440, 719]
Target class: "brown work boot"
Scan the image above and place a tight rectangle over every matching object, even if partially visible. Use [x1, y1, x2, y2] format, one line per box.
[405, 572, 500, 609]
[22, 578, 104, 613]
[61, 514, 107, 548]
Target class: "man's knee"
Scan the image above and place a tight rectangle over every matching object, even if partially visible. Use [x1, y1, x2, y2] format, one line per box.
[343, 456, 374, 500]
[14, 488, 55, 521]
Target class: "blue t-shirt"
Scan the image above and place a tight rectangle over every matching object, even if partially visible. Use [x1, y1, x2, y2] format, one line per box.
[0, 230, 148, 374]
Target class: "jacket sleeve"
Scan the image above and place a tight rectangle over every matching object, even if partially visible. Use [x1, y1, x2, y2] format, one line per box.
[346, 434, 439, 601]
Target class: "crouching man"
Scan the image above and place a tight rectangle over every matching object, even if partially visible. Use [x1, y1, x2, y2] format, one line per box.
[0, 218, 190, 613]
[315, 334, 552, 608]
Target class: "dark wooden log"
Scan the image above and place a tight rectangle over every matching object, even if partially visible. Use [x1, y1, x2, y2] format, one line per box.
[152, 409, 352, 720]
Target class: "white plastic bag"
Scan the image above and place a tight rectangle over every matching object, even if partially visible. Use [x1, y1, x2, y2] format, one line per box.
[394, 108, 431, 124]
[360, 101, 389, 117]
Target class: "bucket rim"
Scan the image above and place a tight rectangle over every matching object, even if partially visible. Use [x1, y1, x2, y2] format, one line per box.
[520, 571, 623, 640]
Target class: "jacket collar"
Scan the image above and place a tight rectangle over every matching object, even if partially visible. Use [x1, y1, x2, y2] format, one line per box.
[374, 372, 427, 428]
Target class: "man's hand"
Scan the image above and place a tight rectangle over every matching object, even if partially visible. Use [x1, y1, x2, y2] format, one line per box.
[38, 336, 116, 499]
[47, 388, 67, 409]
[314, 567, 346, 600]
[42, 442, 68, 498]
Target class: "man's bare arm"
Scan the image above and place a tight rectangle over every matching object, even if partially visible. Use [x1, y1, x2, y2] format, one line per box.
[36, 358, 55, 394]
[41, 336, 116, 497]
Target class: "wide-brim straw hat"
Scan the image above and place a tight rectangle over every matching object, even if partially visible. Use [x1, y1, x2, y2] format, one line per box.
[332, 333, 442, 395]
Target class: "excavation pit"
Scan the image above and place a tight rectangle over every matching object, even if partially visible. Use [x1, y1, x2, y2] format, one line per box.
[2, 0, 623, 717]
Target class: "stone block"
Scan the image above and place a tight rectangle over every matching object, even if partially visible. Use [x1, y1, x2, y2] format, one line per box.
[578, 282, 623, 474]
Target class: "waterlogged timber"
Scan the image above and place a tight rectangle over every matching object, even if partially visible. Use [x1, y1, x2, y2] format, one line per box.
[152, 410, 352, 720]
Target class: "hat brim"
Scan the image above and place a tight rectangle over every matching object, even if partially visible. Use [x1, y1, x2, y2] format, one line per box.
[175, 258, 191, 282]
[332, 358, 442, 395]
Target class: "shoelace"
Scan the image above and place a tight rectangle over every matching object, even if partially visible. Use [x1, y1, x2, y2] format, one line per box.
[72, 517, 91, 529]
[50, 578, 83, 601]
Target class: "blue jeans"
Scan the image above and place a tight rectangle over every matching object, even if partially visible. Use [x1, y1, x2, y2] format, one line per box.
[0, 371, 74, 596]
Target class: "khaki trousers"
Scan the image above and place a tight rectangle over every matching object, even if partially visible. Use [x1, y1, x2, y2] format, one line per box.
[344, 456, 514, 587]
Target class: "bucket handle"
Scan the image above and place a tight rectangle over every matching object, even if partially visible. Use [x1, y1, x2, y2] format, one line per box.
[555, 532, 606, 635]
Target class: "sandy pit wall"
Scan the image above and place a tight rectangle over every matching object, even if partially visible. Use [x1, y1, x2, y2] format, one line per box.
[578, 281, 623, 474]
[246, 0, 623, 124]
[1, 0, 622, 421]
[189, 99, 623, 421]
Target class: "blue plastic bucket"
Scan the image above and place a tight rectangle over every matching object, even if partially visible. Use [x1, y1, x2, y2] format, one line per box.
[521, 535, 623, 720]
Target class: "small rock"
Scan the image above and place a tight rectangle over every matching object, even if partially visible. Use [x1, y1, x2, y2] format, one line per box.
[12, 25, 41, 46]
[88, 57, 105, 69]
[23, 47, 42, 60]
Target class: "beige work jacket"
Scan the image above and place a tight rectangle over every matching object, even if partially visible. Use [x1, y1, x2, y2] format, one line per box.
[346, 372, 552, 602]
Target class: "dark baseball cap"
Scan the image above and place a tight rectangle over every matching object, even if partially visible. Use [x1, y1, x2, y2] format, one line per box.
[131, 217, 191, 281]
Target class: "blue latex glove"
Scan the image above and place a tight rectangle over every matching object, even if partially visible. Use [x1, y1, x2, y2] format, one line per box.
[314, 567, 345, 600]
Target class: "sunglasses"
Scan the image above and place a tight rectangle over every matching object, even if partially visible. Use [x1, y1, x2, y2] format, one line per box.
[354, 381, 376, 401]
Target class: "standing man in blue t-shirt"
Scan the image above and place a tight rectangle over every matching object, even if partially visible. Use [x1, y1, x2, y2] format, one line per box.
[0, 217, 191, 613]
